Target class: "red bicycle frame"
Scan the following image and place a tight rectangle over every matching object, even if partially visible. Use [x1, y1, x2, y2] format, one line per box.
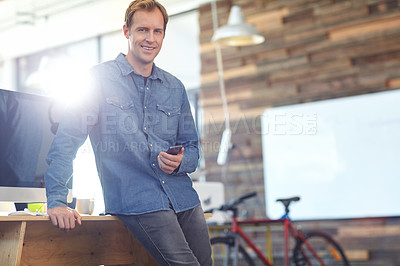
[230, 215, 326, 266]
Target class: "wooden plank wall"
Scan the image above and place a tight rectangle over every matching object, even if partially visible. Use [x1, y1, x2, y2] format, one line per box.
[199, 0, 400, 264]
[199, 0, 400, 216]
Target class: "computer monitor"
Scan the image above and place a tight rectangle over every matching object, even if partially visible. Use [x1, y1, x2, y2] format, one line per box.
[0, 88, 72, 204]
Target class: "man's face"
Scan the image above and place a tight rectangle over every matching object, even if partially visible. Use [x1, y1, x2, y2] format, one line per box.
[124, 8, 165, 69]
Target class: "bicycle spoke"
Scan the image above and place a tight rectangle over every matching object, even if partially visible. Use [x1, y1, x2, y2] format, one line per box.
[292, 231, 349, 266]
[211, 237, 255, 266]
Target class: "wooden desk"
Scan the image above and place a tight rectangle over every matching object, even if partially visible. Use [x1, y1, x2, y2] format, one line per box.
[0, 215, 157, 266]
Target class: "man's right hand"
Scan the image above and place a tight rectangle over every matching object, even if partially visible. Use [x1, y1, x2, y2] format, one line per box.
[47, 206, 82, 231]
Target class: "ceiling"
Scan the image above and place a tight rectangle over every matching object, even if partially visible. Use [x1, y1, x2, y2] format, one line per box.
[0, 0, 217, 59]
[0, 0, 216, 32]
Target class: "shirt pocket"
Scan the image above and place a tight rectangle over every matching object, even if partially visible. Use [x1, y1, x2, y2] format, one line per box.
[106, 97, 134, 110]
[155, 104, 181, 140]
[104, 97, 138, 136]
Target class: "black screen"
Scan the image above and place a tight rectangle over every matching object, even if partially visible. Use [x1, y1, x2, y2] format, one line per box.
[0, 89, 70, 189]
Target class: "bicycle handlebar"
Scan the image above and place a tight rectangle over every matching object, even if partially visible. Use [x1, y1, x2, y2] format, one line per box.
[204, 191, 257, 213]
[238, 191, 257, 202]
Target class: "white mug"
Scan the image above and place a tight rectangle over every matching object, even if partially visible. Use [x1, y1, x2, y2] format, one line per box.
[76, 198, 95, 215]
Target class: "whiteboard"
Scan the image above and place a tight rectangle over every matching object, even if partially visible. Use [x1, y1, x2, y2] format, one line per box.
[261, 90, 400, 220]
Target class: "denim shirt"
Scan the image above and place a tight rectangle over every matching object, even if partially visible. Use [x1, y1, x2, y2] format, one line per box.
[44, 53, 201, 215]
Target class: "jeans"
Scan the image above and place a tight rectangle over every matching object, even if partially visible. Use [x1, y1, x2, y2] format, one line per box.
[117, 205, 212, 266]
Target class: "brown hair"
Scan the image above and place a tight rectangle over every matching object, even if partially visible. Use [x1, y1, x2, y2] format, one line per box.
[124, 0, 169, 31]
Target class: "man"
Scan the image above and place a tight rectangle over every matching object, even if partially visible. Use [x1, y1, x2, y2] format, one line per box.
[44, 0, 212, 265]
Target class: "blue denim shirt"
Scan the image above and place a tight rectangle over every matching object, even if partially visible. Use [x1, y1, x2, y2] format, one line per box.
[44, 53, 201, 215]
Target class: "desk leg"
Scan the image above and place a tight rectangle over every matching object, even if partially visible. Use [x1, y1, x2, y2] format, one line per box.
[0, 221, 26, 266]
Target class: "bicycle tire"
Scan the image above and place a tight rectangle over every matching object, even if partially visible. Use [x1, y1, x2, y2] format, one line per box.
[211, 236, 255, 266]
[292, 231, 350, 266]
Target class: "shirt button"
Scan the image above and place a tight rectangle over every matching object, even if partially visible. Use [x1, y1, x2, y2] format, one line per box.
[150, 143, 153, 147]
[146, 87, 150, 91]
[152, 163, 156, 167]
[168, 112, 171, 116]
[140, 87, 143, 90]
[144, 127, 147, 131]
[144, 106, 147, 109]
[162, 180, 165, 184]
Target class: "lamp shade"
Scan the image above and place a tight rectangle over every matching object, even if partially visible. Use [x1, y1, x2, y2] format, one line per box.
[211, 5, 265, 46]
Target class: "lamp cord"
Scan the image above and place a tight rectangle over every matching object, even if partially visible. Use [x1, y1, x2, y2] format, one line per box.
[211, 1, 230, 130]
[211, 1, 231, 182]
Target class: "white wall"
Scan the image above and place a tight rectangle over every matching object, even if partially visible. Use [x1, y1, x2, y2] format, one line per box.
[156, 11, 200, 90]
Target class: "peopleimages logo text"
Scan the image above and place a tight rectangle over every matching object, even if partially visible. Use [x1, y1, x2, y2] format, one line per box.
[261, 113, 317, 135]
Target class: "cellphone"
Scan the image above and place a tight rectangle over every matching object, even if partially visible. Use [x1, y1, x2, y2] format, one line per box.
[166, 145, 183, 155]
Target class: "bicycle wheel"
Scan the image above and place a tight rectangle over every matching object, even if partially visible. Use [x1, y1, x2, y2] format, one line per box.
[211, 236, 255, 266]
[292, 231, 350, 266]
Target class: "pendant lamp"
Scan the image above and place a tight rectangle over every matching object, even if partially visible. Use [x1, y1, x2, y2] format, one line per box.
[211, 5, 265, 47]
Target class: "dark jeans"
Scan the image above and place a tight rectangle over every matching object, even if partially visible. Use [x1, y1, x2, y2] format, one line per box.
[117, 205, 212, 266]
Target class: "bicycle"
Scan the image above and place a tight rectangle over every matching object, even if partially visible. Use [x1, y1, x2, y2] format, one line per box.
[206, 192, 350, 266]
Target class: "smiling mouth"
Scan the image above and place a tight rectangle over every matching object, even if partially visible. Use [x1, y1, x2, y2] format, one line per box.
[142, 45, 155, 50]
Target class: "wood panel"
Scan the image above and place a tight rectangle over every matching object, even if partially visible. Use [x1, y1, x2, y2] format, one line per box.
[20, 220, 138, 265]
[0, 221, 26, 266]
[0, 216, 157, 266]
[199, 0, 400, 206]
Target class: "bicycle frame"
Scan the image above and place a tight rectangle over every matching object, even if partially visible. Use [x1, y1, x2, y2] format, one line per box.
[229, 215, 326, 266]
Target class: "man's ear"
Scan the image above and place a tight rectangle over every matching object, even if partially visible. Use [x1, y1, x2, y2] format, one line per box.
[123, 25, 129, 39]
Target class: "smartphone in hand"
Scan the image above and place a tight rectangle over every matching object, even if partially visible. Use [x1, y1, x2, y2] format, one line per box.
[166, 145, 183, 155]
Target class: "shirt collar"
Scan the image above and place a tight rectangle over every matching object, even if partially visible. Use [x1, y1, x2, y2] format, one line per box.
[115, 53, 163, 83]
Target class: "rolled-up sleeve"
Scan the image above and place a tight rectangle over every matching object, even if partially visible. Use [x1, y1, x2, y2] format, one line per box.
[174, 88, 199, 175]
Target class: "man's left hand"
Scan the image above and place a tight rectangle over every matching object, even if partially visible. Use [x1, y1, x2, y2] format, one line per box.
[158, 147, 184, 174]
